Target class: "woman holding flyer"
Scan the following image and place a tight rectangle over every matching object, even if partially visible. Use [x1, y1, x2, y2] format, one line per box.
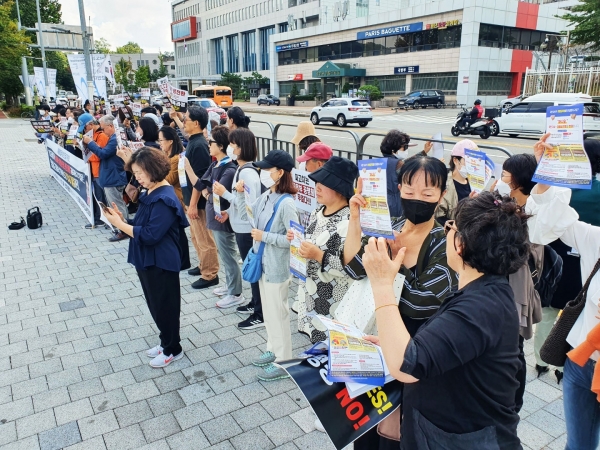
[285, 157, 359, 343]
[214, 128, 265, 330]
[158, 126, 185, 205]
[361, 191, 527, 449]
[236, 150, 298, 381]
[184, 126, 241, 308]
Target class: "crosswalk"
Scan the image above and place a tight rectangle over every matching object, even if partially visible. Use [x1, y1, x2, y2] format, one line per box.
[376, 113, 458, 124]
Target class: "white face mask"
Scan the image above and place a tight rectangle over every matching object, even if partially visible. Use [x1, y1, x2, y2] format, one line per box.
[135, 132, 142, 141]
[396, 150, 409, 160]
[260, 169, 276, 189]
[458, 166, 469, 178]
[226, 146, 237, 160]
[495, 179, 512, 196]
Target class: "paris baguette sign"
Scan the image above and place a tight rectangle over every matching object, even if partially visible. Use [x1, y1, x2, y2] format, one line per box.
[357, 22, 423, 40]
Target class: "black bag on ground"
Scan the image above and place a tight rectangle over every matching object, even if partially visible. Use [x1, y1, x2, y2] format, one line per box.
[528, 244, 563, 308]
[26, 207, 43, 229]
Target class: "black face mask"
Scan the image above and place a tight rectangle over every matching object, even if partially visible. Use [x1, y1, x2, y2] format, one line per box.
[401, 198, 438, 225]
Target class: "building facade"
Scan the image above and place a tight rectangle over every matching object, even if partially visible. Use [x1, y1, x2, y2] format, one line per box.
[171, 0, 577, 104]
[108, 53, 176, 80]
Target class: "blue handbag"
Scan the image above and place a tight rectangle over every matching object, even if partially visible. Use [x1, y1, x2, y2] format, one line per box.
[242, 194, 291, 283]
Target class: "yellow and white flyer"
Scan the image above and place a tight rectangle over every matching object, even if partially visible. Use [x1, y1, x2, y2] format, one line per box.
[289, 221, 307, 281]
[465, 149, 495, 193]
[358, 159, 394, 239]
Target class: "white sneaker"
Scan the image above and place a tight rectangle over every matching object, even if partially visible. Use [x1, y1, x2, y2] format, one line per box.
[212, 285, 228, 297]
[149, 351, 184, 368]
[146, 345, 163, 358]
[216, 294, 246, 309]
[315, 418, 325, 433]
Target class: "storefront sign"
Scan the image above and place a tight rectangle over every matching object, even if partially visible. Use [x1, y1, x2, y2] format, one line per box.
[276, 41, 308, 52]
[463, 76, 469, 83]
[394, 66, 419, 74]
[357, 22, 423, 40]
[288, 74, 303, 81]
[426, 19, 461, 30]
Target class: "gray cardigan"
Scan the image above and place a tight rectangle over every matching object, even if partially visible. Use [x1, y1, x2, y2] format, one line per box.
[221, 163, 262, 234]
[238, 190, 298, 283]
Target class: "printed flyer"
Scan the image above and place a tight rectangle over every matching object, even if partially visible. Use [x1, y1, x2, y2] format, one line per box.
[65, 124, 78, 146]
[213, 194, 222, 218]
[244, 185, 255, 228]
[532, 104, 592, 189]
[464, 149, 495, 193]
[170, 87, 189, 113]
[30, 121, 53, 133]
[291, 169, 317, 228]
[178, 152, 187, 188]
[289, 221, 307, 281]
[357, 159, 394, 239]
[131, 103, 142, 121]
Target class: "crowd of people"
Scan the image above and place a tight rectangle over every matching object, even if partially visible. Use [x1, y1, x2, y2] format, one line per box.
[34, 97, 600, 449]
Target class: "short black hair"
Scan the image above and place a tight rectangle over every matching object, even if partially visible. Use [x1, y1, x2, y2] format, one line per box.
[152, 103, 163, 114]
[126, 147, 171, 182]
[210, 126, 230, 153]
[399, 154, 447, 190]
[227, 106, 250, 128]
[56, 107, 67, 117]
[187, 106, 208, 130]
[41, 105, 51, 112]
[141, 106, 157, 115]
[161, 113, 173, 126]
[381, 130, 410, 155]
[139, 116, 159, 142]
[159, 126, 184, 158]
[229, 128, 258, 162]
[454, 191, 530, 275]
[584, 139, 600, 176]
[502, 154, 537, 196]
[298, 135, 320, 152]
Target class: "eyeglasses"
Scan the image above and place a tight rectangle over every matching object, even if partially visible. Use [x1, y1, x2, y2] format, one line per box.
[208, 139, 217, 145]
[444, 220, 459, 235]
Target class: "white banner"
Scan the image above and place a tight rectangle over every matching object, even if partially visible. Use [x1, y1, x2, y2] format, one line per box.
[67, 54, 108, 101]
[91, 54, 108, 99]
[33, 68, 57, 99]
[19, 75, 35, 89]
[45, 139, 94, 225]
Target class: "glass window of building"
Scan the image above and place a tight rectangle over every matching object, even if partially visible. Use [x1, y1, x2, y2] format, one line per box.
[357, 0, 369, 17]
[213, 38, 225, 74]
[226, 34, 239, 73]
[279, 22, 288, 33]
[260, 27, 275, 70]
[242, 30, 257, 72]
[365, 76, 406, 96]
[412, 72, 458, 94]
[477, 72, 513, 96]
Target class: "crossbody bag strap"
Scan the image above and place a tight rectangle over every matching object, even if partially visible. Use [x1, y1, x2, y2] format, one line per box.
[255, 194, 291, 257]
[575, 256, 600, 304]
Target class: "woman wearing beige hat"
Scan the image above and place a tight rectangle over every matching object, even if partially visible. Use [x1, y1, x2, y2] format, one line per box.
[291, 121, 321, 170]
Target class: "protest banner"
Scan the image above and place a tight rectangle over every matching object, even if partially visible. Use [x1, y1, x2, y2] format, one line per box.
[170, 87, 189, 113]
[280, 356, 402, 450]
[131, 103, 142, 120]
[65, 124, 78, 146]
[357, 159, 394, 238]
[291, 169, 317, 228]
[140, 88, 151, 99]
[30, 121, 54, 133]
[532, 104, 592, 189]
[157, 76, 170, 97]
[45, 139, 93, 224]
[289, 221, 307, 281]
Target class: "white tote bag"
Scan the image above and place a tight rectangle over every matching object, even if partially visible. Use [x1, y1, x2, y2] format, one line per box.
[333, 274, 405, 335]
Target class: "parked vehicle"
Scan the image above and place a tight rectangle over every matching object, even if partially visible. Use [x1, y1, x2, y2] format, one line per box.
[397, 90, 445, 109]
[257, 94, 280, 106]
[187, 96, 228, 123]
[493, 93, 600, 137]
[451, 107, 491, 139]
[498, 95, 523, 109]
[192, 85, 233, 110]
[151, 95, 164, 106]
[310, 98, 372, 127]
[57, 90, 66, 97]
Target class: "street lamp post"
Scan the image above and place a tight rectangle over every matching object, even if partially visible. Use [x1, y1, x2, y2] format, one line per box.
[34, 0, 50, 101]
[77, 0, 95, 105]
[15, 0, 32, 106]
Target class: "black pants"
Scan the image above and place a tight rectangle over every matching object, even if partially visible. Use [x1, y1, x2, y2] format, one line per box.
[137, 266, 182, 357]
[515, 335, 526, 413]
[92, 177, 107, 223]
[235, 232, 263, 319]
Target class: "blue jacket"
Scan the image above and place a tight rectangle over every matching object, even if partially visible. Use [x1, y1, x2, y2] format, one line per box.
[128, 185, 189, 271]
[87, 133, 127, 188]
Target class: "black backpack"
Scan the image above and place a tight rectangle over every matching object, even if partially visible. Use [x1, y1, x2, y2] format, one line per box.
[235, 165, 268, 194]
[529, 244, 563, 308]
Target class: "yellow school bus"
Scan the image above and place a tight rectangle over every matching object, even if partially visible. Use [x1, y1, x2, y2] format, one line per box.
[192, 85, 233, 110]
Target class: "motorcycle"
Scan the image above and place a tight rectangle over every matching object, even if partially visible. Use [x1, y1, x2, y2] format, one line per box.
[451, 108, 491, 139]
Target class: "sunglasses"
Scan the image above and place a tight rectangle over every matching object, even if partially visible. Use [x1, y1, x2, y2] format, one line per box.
[444, 220, 458, 235]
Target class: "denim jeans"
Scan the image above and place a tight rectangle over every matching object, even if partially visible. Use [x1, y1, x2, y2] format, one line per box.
[564, 357, 600, 449]
[212, 230, 242, 296]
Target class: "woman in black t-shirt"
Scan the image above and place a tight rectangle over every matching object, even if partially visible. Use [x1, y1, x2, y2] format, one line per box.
[363, 191, 528, 450]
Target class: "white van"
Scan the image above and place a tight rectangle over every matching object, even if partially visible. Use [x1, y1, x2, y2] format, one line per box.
[494, 93, 600, 137]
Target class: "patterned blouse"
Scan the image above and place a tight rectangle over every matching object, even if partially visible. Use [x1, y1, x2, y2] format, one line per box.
[296, 204, 354, 343]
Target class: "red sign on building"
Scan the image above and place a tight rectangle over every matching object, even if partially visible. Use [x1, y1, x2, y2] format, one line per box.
[171, 17, 197, 42]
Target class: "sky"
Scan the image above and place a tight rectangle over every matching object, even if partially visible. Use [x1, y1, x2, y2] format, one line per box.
[58, 0, 174, 54]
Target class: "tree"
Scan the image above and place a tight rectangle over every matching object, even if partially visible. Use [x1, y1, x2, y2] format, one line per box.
[0, 1, 30, 103]
[46, 50, 74, 92]
[116, 41, 144, 54]
[114, 57, 133, 92]
[220, 72, 243, 94]
[152, 51, 169, 81]
[95, 37, 112, 54]
[561, 0, 600, 51]
[134, 65, 150, 90]
[9, 0, 61, 28]
[358, 85, 382, 101]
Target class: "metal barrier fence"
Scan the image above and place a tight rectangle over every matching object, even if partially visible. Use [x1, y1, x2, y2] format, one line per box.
[250, 120, 514, 165]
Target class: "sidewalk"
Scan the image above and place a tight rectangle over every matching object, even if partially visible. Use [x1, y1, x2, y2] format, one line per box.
[0, 118, 567, 449]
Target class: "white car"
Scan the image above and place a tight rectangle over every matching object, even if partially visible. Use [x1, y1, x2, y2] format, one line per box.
[310, 98, 372, 127]
[493, 93, 600, 137]
[498, 95, 523, 109]
[151, 95, 164, 105]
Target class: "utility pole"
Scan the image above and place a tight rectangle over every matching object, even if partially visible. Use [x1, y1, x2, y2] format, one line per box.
[78, 0, 95, 105]
[15, 0, 32, 106]
[34, 0, 49, 101]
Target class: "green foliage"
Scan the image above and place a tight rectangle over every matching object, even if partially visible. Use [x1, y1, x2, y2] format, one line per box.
[0, 1, 30, 100]
[95, 37, 112, 54]
[358, 85, 382, 101]
[220, 72, 243, 94]
[560, 0, 600, 51]
[46, 50, 74, 92]
[289, 83, 299, 98]
[294, 95, 317, 101]
[6, 104, 33, 117]
[153, 52, 169, 82]
[114, 57, 134, 92]
[116, 41, 144, 54]
[134, 65, 150, 89]
[9, 0, 61, 27]
[341, 82, 351, 94]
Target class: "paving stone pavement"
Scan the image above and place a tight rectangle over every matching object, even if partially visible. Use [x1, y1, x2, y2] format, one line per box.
[0, 119, 567, 449]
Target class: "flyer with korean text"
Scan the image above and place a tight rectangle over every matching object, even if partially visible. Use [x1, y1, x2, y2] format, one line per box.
[291, 169, 317, 228]
[31, 121, 53, 133]
[170, 87, 188, 113]
[465, 149, 495, 193]
[178, 152, 187, 188]
[131, 103, 142, 121]
[289, 221, 307, 281]
[532, 104, 592, 189]
[357, 159, 394, 239]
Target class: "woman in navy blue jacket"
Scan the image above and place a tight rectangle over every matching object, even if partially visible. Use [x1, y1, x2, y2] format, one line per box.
[104, 147, 189, 368]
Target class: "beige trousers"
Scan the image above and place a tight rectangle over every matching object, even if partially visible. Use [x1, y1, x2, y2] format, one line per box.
[186, 208, 219, 281]
[259, 275, 292, 361]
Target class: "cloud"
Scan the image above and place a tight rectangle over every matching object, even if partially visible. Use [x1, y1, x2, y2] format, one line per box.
[58, 0, 173, 53]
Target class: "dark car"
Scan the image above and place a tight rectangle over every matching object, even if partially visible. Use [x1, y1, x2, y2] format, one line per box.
[257, 94, 280, 106]
[397, 90, 445, 109]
